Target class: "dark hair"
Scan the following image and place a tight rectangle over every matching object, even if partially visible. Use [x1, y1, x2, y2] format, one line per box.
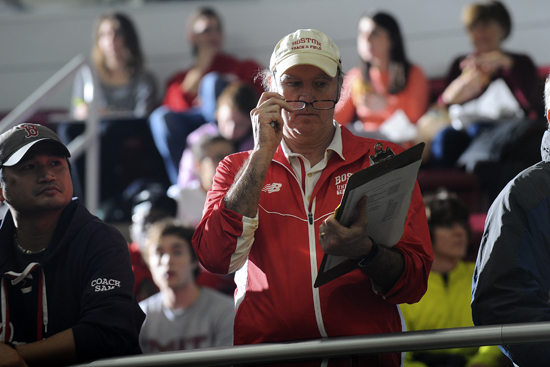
[462, 1, 512, 40]
[217, 82, 258, 117]
[131, 186, 178, 219]
[144, 219, 200, 280]
[92, 12, 144, 79]
[187, 7, 223, 56]
[358, 11, 411, 94]
[424, 190, 471, 243]
[191, 134, 234, 162]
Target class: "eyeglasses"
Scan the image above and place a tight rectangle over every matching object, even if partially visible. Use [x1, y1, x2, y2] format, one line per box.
[286, 100, 337, 110]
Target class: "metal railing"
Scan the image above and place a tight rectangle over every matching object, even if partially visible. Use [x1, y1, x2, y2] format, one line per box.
[73, 321, 550, 366]
[0, 54, 101, 213]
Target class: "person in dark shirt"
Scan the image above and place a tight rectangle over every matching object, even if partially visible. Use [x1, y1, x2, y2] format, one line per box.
[0, 123, 144, 366]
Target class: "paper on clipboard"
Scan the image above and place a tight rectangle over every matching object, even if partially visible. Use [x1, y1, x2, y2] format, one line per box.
[314, 142, 425, 288]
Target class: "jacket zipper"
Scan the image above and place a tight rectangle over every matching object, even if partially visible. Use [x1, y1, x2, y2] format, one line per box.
[275, 158, 328, 337]
[309, 200, 327, 338]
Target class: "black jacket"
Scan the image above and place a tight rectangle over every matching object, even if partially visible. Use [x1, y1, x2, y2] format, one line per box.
[0, 199, 145, 362]
[472, 130, 550, 366]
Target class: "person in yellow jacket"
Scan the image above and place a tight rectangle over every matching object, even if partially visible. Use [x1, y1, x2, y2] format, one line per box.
[400, 190, 508, 367]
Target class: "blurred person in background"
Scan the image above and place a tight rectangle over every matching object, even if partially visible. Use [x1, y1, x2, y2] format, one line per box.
[130, 184, 236, 300]
[128, 186, 178, 301]
[139, 219, 234, 353]
[426, 0, 543, 174]
[176, 81, 257, 189]
[71, 12, 158, 120]
[334, 11, 429, 139]
[169, 134, 235, 228]
[60, 12, 167, 218]
[401, 190, 507, 367]
[148, 7, 263, 185]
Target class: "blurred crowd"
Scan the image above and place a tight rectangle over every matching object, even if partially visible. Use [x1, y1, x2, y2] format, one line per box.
[14, 1, 546, 364]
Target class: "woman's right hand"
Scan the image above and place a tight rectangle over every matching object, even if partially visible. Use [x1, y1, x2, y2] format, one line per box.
[461, 51, 513, 76]
[441, 65, 489, 105]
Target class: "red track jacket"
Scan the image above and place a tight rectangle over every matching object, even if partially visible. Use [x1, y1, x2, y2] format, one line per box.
[193, 126, 433, 366]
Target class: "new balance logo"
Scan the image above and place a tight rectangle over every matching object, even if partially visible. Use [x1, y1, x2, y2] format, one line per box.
[262, 183, 282, 193]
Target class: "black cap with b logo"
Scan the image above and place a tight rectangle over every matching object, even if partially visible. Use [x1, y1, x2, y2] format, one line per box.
[0, 124, 71, 167]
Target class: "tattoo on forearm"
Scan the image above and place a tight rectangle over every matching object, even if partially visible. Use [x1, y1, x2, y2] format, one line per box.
[225, 156, 266, 217]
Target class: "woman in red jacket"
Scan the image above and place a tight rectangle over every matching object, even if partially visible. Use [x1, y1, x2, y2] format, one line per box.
[335, 12, 429, 134]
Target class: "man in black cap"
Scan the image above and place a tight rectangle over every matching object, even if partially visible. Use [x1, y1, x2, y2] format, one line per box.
[0, 124, 144, 366]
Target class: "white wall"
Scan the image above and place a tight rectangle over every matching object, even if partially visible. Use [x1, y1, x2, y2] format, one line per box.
[1, 0, 550, 113]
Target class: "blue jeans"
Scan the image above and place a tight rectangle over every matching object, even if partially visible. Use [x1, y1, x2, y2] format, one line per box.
[148, 107, 206, 184]
[430, 122, 494, 168]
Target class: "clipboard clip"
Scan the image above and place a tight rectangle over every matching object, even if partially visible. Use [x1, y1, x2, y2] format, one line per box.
[369, 142, 395, 165]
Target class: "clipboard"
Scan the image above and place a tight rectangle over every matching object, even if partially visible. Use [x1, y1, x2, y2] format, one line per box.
[314, 142, 425, 288]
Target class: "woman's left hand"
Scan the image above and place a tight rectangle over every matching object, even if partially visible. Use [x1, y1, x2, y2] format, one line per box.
[476, 50, 514, 74]
[461, 51, 513, 76]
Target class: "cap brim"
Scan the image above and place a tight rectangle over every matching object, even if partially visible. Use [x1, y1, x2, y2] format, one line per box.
[3, 139, 71, 167]
[275, 53, 338, 77]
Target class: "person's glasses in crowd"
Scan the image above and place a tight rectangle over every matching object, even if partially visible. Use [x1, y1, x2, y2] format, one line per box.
[286, 100, 337, 110]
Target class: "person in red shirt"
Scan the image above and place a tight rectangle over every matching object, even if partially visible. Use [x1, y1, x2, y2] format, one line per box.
[148, 7, 263, 184]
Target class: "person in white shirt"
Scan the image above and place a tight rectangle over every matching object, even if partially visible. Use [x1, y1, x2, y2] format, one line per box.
[139, 219, 234, 353]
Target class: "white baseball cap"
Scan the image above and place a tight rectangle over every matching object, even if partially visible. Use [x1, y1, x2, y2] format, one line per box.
[269, 29, 342, 77]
